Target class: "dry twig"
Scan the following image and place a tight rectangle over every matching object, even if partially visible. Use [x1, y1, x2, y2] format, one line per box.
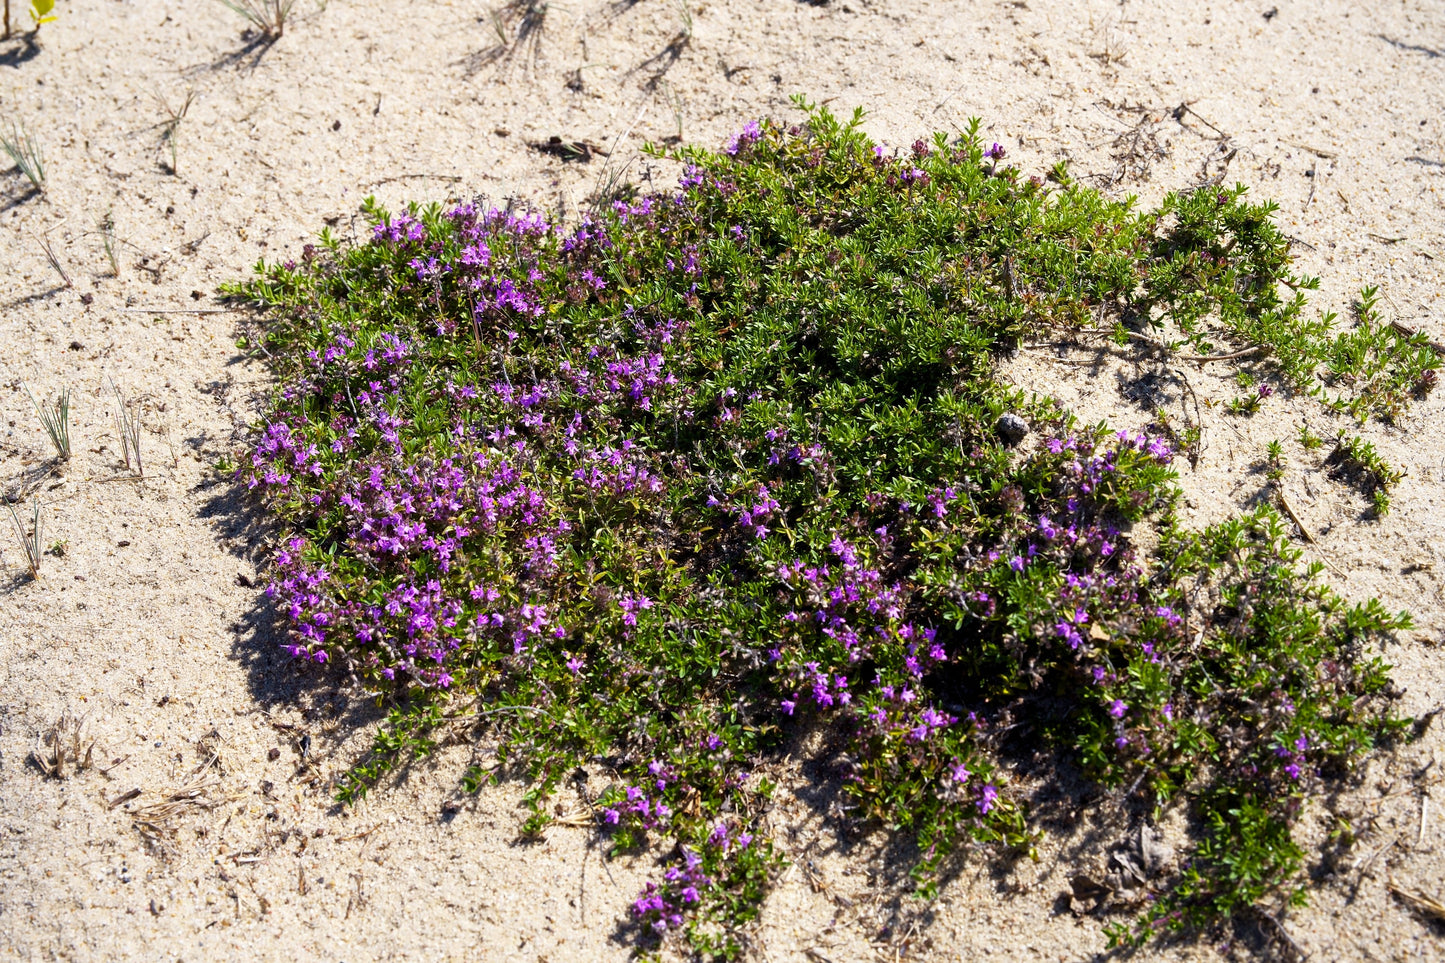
[1255, 909, 1309, 961]
[1176, 345, 1263, 364]
[1389, 882, 1445, 923]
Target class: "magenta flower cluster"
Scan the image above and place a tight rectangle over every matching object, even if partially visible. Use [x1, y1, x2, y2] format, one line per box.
[237, 111, 1408, 949]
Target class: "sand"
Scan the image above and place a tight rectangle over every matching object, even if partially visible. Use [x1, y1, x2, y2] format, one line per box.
[0, 0, 1442, 959]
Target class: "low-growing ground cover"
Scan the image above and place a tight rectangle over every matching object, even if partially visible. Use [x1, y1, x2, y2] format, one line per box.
[228, 102, 1434, 956]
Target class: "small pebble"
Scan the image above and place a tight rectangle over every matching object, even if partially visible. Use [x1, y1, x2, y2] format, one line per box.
[997, 413, 1030, 445]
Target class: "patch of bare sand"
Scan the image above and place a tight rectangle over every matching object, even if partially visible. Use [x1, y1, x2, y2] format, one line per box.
[1, 0, 1442, 959]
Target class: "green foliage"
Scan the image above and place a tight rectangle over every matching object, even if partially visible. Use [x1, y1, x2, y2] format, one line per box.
[335, 701, 444, 805]
[1327, 431, 1403, 517]
[1142, 194, 1435, 421]
[228, 101, 1417, 954]
[1106, 511, 1410, 945]
[28, 0, 55, 29]
[1297, 422, 1323, 451]
[1321, 286, 1439, 422]
[1264, 439, 1284, 482]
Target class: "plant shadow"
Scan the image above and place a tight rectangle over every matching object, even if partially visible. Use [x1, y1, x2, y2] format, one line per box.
[458, 0, 548, 80]
[756, 716, 1082, 957]
[191, 31, 278, 74]
[0, 177, 41, 212]
[1376, 34, 1442, 59]
[194, 438, 388, 797]
[626, 32, 690, 92]
[0, 34, 40, 68]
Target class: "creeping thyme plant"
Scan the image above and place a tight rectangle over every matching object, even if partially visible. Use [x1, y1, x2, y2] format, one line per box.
[229, 100, 1429, 954]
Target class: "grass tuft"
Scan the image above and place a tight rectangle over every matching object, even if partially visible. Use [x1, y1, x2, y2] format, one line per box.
[0, 122, 45, 193]
[35, 230, 71, 288]
[157, 91, 195, 175]
[100, 210, 121, 276]
[8, 496, 43, 580]
[23, 382, 70, 461]
[31, 710, 95, 779]
[217, 0, 293, 39]
[659, 80, 685, 143]
[479, 0, 548, 68]
[229, 101, 1419, 954]
[110, 381, 144, 478]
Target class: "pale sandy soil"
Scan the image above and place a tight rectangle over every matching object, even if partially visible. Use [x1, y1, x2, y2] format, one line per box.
[0, 0, 1443, 960]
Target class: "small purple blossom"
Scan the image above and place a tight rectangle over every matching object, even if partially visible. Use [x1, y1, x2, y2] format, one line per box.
[725, 120, 763, 156]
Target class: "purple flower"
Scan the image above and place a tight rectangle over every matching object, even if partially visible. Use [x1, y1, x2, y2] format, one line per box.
[725, 120, 763, 156]
[679, 164, 705, 190]
[1109, 700, 1127, 719]
[977, 783, 999, 814]
[618, 593, 653, 627]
